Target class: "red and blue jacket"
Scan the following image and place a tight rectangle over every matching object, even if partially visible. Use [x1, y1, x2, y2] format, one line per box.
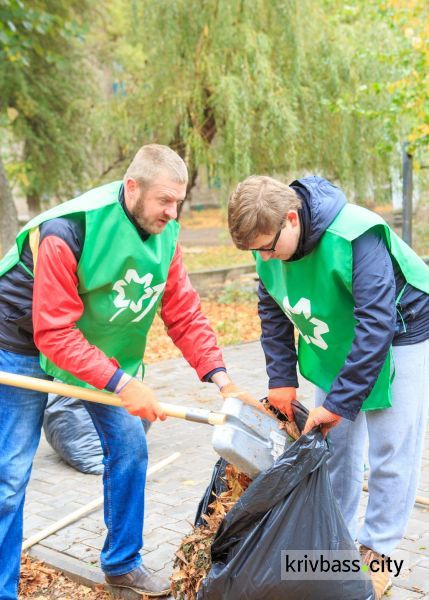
[0, 188, 226, 390]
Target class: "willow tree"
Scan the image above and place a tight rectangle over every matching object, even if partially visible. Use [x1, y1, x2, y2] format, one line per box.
[92, 0, 402, 205]
[367, 0, 428, 157]
[0, 0, 97, 234]
[319, 0, 429, 187]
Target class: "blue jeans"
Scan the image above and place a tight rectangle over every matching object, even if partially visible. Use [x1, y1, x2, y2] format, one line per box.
[0, 349, 148, 600]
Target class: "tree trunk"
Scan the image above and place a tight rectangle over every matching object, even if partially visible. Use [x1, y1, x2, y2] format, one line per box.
[0, 153, 19, 256]
[27, 192, 41, 218]
[174, 89, 217, 219]
[180, 165, 198, 218]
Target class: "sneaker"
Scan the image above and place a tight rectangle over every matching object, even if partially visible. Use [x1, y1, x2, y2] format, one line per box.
[359, 545, 392, 600]
[105, 564, 171, 597]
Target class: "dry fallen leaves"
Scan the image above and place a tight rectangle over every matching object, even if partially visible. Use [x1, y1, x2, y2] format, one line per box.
[280, 419, 301, 441]
[19, 554, 110, 600]
[261, 398, 301, 441]
[145, 300, 260, 364]
[171, 402, 300, 599]
[171, 464, 252, 600]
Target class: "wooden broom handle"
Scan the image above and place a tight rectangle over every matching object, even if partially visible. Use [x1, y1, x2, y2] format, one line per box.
[0, 371, 226, 426]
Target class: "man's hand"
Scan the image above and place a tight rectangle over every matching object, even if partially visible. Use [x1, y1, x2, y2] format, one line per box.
[117, 378, 167, 422]
[220, 382, 269, 414]
[302, 406, 341, 437]
[268, 387, 297, 422]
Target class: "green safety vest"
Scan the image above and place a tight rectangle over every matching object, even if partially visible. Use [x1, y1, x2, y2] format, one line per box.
[256, 204, 429, 411]
[0, 181, 179, 387]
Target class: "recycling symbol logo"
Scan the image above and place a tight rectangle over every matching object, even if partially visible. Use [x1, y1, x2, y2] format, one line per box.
[110, 269, 166, 323]
[282, 296, 330, 350]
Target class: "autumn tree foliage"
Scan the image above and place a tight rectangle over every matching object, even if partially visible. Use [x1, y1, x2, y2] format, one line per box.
[0, 0, 95, 252]
[91, 0, 403, 201]
[1, 0, 428, 251]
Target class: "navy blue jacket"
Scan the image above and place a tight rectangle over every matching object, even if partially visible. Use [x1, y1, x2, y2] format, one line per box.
[258, 177, 429, 420]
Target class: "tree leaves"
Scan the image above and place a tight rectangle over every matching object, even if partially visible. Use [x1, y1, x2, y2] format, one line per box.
[171, 464, 252, 600]
[93, 0, 408, 201]
[19, 554, 110, 599]
[0, 0, 97, 210]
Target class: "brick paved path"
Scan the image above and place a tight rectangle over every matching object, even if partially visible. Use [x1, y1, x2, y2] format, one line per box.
[24, 342, 429, 599]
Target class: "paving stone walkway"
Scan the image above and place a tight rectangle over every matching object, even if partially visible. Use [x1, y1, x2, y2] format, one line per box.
[24, 341, 429, 599]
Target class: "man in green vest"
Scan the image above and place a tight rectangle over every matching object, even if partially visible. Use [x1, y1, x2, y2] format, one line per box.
[0, 144, 256, 599]
[228, 174, 429, 600]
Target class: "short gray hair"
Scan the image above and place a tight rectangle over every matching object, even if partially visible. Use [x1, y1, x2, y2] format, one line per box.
[228, 175, 301, 249]
[124, 144, 188, 188]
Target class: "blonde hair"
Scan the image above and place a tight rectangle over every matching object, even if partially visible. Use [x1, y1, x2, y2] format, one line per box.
[228, 176, 301, 249]
[124, 144, 188, 188]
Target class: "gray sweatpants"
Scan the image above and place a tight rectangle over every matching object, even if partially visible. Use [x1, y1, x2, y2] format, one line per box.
[315, 339, 429, 556]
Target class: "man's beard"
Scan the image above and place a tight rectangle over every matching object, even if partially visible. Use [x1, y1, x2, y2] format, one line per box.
[131, 195, 169, 234]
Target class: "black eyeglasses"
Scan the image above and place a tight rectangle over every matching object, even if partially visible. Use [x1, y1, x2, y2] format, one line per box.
[249, 226, 283, 252]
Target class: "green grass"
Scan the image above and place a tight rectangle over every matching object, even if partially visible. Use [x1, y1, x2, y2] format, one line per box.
[181, 245, 253, 272]
[413, 221, 429, 257]
[217, 283, 256, 305]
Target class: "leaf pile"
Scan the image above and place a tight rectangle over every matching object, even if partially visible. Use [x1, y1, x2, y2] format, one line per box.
[171, 464, 252, 600]
[19, 554, 56, 597]
[280, 419, 301, 441]
[19, 554, 110, 599]
[261, 398, 301, 441]
[145, 299, 259, 364]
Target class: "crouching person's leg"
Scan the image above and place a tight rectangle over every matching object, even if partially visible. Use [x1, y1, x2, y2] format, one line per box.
[0, 350, 48, 600]
[83, 400, 171, 597]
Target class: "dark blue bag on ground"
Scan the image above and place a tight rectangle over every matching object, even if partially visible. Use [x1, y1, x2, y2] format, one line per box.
[43, 394, 152, 475]
[43, 395, 104, 474]
[196, 401, 375, 600]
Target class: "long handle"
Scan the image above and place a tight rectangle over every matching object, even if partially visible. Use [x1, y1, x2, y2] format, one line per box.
[0, 371, 226, 426]
[22, 451, 181, 551]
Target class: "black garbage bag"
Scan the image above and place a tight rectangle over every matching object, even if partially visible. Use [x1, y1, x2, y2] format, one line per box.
[195, 457, 230, 528]
[43, 394, 151, 475]
[197, 401, 375, 600]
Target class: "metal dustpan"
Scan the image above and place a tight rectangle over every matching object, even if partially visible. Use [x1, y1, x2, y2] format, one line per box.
[212, 396, 293, 478]
[0, 371, 292, 478]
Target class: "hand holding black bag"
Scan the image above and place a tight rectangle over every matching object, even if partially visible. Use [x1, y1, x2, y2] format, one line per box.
[197, 401, 375, 600]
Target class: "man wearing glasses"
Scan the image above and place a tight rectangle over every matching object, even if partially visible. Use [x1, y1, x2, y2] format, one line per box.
[228, 174, 429, 600]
